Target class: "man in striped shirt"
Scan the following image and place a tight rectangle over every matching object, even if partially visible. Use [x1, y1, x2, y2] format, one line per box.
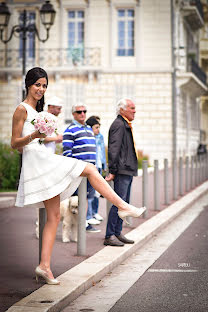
[62, 103, 101, 233]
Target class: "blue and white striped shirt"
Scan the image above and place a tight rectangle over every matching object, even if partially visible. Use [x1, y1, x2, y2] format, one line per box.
[62, 120, 96, 164]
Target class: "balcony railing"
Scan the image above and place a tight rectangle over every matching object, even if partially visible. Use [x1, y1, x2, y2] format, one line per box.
[182, 0, 204, 30]
[187, 57, 207, 86]
[0, 47, 101, 70]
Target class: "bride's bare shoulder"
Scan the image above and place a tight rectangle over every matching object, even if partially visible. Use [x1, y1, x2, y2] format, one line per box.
[13, 104, 27, 120]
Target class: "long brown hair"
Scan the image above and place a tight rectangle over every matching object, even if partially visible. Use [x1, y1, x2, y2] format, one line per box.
[25, 67, 48, 112]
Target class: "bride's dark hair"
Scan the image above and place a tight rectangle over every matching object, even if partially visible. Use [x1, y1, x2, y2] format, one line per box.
[25, 67, 48, 112]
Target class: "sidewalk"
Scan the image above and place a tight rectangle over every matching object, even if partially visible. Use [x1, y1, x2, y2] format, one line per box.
[1, 173, 207, 312]
[0, 192, 16, 209]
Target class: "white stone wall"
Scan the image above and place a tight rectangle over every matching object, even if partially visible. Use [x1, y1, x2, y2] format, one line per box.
[0, 0, 203, 167]
[0, 81, 22, 143]
[141, 0, 171, 70]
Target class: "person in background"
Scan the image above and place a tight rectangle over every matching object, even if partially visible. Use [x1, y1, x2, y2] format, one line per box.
[62, 104, 101, 233]
[86, 116, 106, 222]
[44, 96, 63, 153]
[104, 98, 145, 247]
[197, 142, 207, 157]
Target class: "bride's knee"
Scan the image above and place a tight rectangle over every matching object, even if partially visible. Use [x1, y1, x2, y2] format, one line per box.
[81, 163, 96, 176]
[48, 211, 61, 224]
[55, 212, 61, 224]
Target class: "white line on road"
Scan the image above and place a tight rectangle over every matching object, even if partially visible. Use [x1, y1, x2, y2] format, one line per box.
[147, 269, 198, 273]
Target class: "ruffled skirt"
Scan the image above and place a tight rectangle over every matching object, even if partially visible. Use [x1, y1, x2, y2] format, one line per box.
[15, 141, 87, 207]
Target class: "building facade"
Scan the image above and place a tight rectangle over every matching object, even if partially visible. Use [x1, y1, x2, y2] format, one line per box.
[0, 0, 207, 164]
[200, 0, 208, 149]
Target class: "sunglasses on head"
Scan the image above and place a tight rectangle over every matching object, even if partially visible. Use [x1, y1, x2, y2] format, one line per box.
[75, 110, 87, 114]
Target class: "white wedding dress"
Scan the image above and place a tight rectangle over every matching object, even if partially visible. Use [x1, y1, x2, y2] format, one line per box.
[15, 102, 87, 207]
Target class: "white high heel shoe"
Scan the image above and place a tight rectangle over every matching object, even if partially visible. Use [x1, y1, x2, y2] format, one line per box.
[118, 205, 146, 221]
[35, 266, 60, 285]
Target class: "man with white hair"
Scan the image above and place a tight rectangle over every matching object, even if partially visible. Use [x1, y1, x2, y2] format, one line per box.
[44, 96, 63, 153]
[62, 103, 101, 233]
[104, 98, 138, 246]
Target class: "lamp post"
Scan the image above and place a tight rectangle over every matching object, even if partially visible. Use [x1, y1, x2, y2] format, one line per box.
[0, 1, 56, 99]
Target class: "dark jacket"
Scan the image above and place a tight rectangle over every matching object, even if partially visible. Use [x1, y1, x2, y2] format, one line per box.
[108, 115, 138, 176]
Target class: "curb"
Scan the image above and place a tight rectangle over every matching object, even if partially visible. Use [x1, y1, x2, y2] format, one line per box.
[6, 180, 208, 312]
[0, 197, 16, 209]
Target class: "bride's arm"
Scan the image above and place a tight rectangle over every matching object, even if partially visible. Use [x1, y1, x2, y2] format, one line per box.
[11, 106, 45, 149]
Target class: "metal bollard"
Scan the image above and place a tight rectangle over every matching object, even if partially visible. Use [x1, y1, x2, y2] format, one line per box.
[179, 157, 183, 196]
[201, 156, 204, 183]
[185, 156, 189, 192]
[164, 158, 169, 205]
[190, 156, 194, 189]
[207, 155, 208, 180]
[202, 156, 205, 182]
[195, 155, 198, 186]
[204, 156, 206, 181]
[142, 160, 148, 218]
[39, 207, 46, 263]
[203, 156, 206, 182]
[198, 156, 202, 184]
[172, 158, 177, 200]
[206, 155, 208, 180]
[201, 156, 205, 182]
[203, 155, 206, 182]
[77, 177, 87, 256]
[154, 159, 160, 211]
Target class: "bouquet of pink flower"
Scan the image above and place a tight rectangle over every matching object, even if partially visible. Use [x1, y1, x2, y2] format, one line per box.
[31, 111, 57, 143]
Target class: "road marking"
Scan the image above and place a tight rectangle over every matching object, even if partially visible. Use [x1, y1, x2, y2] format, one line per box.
[148, 269, 198, 273]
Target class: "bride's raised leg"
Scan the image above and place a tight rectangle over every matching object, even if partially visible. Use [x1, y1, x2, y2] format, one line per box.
[80, 163, 146, 218]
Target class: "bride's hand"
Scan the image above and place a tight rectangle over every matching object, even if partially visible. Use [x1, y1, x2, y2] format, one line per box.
[33, 130, 46, 139]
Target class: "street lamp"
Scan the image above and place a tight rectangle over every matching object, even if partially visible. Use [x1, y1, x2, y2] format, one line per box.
[0, 0, 56, 99]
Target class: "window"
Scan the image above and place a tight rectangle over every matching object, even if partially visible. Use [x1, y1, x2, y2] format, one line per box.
[117, 9, 134, 56]
[68, 10, 84, 64]
[186, 28, 198, 62]
[19, 11, 36, 60]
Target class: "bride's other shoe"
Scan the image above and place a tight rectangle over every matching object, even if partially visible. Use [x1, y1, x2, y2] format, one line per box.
[118, 205, 146, 221]
[35, 266, 60, 285]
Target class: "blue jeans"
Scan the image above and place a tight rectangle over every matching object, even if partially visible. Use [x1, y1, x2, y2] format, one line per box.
[86, 179, 95, 220]
[92, 168, 102, 216]
[105, 174, 133, 238]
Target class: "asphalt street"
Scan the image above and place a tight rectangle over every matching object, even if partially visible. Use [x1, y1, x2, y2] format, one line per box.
[110, 203, 208, 312]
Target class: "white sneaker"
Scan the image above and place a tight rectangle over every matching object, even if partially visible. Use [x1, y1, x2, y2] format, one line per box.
[87, 218, 101, 225]
[94, 213, 104, 221]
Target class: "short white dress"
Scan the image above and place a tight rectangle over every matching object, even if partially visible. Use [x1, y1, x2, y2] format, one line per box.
[15, 102, 87, 207]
